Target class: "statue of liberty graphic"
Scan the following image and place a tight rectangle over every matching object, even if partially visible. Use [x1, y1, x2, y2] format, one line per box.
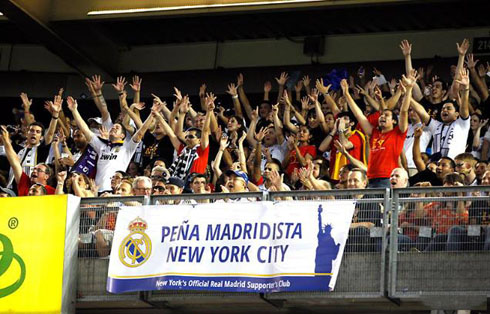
[314, 205, 340, 277]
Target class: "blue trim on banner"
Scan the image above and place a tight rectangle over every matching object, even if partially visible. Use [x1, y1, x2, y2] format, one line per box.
[107, 275, 332, 293]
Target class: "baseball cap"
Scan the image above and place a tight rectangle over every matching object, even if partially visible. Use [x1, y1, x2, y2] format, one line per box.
[88, 117, 103, 125]
[166, 177, 185, 188]
[225, 170, 249, 185]
[0, 186, 16, 197]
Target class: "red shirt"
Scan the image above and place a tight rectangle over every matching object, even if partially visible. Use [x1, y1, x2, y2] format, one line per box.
[177, 144, 209, 175]
[425, 202, 469, 234]
[286, 145, 317, 175]
[367, 119, 407, 179]
[17, 172, 56, 196]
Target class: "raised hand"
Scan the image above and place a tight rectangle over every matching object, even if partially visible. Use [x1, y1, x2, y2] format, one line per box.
[465, 54, 478, 69]
[51, 95, 63, 114]
[275, 72, 289, 86]
[478, 119, 489, 129]
[255, 127, 267, 142]
[399, 40, 412, 56]
[456, 38, 470, 56]
[477, 64, 487, 78]
[454, 68, 470, 88]
[355, 84, 367, 96]
[315, 78, 331, 95]
[57, 171, 67, 184]
[20, 92, 32, 111]
[0, 125, 11, 144]
[402, 69, 418, 87]
[340, 79, 349, 94]
[133, 102, 146, 111]
[173, 87, 183, 103]
[281, 90, 291, 106]
[269, 169, 284, 188]
[374, 86, 383, 101]
[301, 96, 309, 111]
[90, 75, 105, 93]
[129, 75, 142, 92]
[251, 106, 259, 121]
[302, 75, 311, 87]
[199, 83, 207, 98]
[66, 96, 77, 111]
[219, 133, 229, 150]
[294, 80, 303, 93]
[271, 103, 279, 115]
[238, 131, 247, 145]
[264, 81, 272, 93]
[226, 83, 238, 97]
[236, 73, 244, 87]
[334, 139, 347, 155]
[112, 76, 127, 93]
[99, 125, 109, 139]
[308, 88, 319, 103]
[205, 92, 216, 111]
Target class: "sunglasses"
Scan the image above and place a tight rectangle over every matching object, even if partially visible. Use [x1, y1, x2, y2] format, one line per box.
[152, 186, 166, 192]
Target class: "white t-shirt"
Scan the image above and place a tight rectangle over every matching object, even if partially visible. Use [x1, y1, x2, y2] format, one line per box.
[90, 135, 139, 192]
[427, 117, 470, 159]
[404, 123, 431, 169]
[260, 140, 288, 171]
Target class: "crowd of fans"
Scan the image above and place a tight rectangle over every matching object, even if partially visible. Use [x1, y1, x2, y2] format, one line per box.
[1, 39, 489, 253]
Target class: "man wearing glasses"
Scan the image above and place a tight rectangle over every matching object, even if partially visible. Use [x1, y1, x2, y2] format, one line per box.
[1, 126, 55, 196]
[132, 176, 152, 196]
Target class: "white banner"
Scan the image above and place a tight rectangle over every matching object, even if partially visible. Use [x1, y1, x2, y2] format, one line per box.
[107, 200, 355, 293]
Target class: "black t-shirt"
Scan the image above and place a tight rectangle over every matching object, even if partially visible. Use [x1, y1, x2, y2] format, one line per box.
[468, 199, 490, 225]
[420, 98, 444, 122]
[141, 134, 177, 169]
[354, 195, 383, 227]
[409, 168, 442, 187]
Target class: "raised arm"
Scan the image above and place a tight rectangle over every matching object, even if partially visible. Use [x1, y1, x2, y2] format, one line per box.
[86, 75, 111, 123]
[271, 103, 285, 144]
[412, 126, 426, 172]
[67, 96, 94, 142]
[399, 40, 423, 101]
[43, 95, 63, 145]
[409, 98, 430, 125]
[20, 93, 35, 126]
[152, 106, 182, 151]
[201, 93, 215, 149]
[131, 111, 154, 143]
[236, 73, 253, 120]
[335, 139, 367, 172]
[341, 79, 373, 137]
[1, 126, 22, 183]
[275, 72, 289, 104]
[226, 83, 243, 119]
[129, 75, 142, 105]
[310, 89, 328, 133]
[449, 39, 469, 99]
[316, 79, 340, 116]
[454, 68, 470, 119]
[282, 90, 299, 133]
[246, 107, 259, 147]
[398, 70, 417, 133]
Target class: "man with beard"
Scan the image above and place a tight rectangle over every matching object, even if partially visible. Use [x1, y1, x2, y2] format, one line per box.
[70, 129, 98, 179]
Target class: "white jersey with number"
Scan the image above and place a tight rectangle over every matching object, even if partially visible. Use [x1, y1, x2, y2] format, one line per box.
[90, 136, 139, 192]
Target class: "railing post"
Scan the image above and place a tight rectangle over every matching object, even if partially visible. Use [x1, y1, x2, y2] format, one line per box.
[380, 188, 390, 296]
[389, 189, 400, 298]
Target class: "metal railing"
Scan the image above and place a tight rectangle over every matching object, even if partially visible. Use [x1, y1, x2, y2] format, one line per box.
[75, 187, 490, 310]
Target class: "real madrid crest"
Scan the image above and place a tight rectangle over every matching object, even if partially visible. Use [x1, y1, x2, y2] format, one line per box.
[119, 217, 152, 267]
